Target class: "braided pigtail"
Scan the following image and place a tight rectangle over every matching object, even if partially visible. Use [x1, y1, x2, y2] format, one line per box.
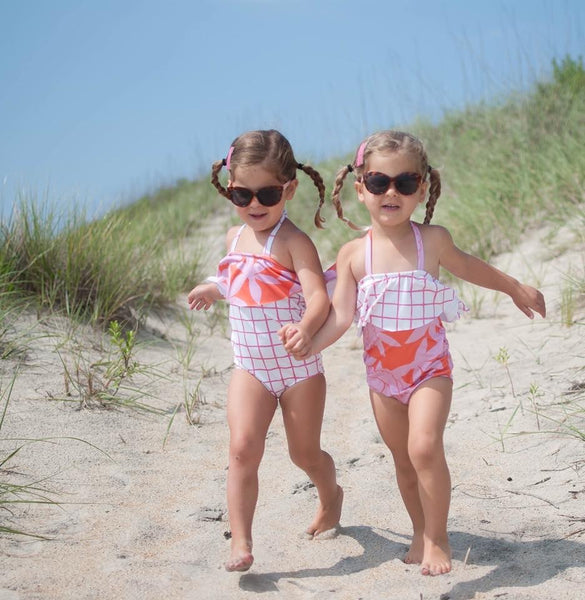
[296, 162, 326, 229]
[423, 167, 441, 225]
[210, 158, 230, 199]
[331, 165, 363, 231]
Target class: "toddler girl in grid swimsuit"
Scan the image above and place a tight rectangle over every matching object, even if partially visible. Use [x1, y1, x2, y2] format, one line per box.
[188, 130, 342, 573]
[282, 130, 546, 577]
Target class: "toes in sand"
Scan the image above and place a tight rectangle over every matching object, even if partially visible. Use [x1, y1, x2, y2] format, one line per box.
[420, 543, 451, 576]
[225, 551, 254, 572]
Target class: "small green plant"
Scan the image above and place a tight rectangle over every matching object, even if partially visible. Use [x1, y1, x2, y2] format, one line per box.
[58, 320, 163, 413]
[491, 404, 521, 452]
[175, 309, 201, 372]
[163, 376, 206, 448]
[527, 382, 542, 430]
[105, 320, 138, 381]
[545, 383, 585, 442]
[495, 346, 519, 405]
[560, 284, 575, 327]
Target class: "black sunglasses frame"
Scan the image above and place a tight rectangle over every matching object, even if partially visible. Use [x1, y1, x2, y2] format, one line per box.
[226, 181, 290, 208]
[362, 171, 423, 196]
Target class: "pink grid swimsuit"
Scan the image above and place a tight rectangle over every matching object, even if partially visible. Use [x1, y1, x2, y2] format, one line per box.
[356, 222, 467, 404]
[209, 211, 323, 398]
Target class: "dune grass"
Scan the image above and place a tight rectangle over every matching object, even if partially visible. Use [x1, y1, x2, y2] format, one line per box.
[416, 55, 585, 259]
[1, 56, 583, 327]
[276, 56, 585, 277]
[0, 177, 214, 328]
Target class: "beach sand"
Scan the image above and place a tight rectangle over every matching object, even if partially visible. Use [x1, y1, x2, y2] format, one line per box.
[1, 223, 584, 600]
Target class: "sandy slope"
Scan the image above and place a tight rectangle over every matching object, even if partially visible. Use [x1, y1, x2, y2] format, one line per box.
[1, 224, 584, 600]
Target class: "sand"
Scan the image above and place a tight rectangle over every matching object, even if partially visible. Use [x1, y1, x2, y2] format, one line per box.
[1, 222, 584, 600]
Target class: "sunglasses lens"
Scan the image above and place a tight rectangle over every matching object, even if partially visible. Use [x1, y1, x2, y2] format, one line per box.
[363, 172, 420, 195]
[228, 186, 284, 207]
[229, 188, 253, 207]
[255, 187, 283, 207]
[364, 173, 392, 195]
[394, 174, 420, 195]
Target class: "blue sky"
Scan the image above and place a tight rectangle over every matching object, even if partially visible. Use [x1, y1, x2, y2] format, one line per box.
[1, 0, 583, 218]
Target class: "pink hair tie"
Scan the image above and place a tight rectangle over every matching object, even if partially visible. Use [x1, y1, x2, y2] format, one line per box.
[355, 140, 367, 167]
[225, 146, 234, 170]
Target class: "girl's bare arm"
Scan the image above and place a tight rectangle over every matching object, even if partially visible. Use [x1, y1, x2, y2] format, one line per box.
[434, 226, 546, 319]
[288, 241, 359, 357]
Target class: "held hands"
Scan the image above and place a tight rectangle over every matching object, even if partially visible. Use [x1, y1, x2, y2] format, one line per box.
[187, 282, 220, 311]
[511, 282, 546, 319]
[278, 323, 314, 360]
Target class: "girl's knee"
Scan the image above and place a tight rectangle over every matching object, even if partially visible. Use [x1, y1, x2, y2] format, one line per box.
[408, 438, 444, 470]
[229, 436, 264, 468]
[288, 446, 323, 472]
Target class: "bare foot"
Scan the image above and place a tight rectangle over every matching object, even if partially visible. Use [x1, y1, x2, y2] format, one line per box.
[304, 485, 343, 539]
[420, 540, 451, 576]
[403, 531, 424, 565]
[225, 542, 254, 572]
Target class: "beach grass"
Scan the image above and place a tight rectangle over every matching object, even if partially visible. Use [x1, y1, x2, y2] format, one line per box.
[0, 177, 214, 328]
[1, 57, 583, 325]
[0, 56, 584, 432]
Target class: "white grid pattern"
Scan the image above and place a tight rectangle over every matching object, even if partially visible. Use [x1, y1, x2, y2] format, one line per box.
[356, 270, 464, 332]
[357, 222, 466, 332]
[230, 300, 323, 398]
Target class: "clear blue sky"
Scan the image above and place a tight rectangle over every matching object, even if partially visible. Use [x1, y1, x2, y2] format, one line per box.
[1, 0, 583, 218]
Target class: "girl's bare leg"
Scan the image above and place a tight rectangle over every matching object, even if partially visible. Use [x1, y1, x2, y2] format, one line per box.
[225, 369, 277, 572]
[281, 374, 343, 537]
[369, 390, 426, 564]
[408, 377, 453, 576]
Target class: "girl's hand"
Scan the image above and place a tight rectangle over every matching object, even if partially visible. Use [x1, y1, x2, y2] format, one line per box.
[187, 283, 220, 311]
[278, 323, 314, 359]
[512, 283, 546, 319]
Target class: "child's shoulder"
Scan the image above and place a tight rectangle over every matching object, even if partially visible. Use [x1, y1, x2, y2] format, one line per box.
[279, 218, 314, 245]
[337, 233, 367, 263]
[340, 229, 368, 251]
[225, 224, 242, 248]
[274, 220, 319, 262]
[417, 222, 453, 245]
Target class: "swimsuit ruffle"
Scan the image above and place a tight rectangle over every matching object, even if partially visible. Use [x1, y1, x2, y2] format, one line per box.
[356, 270, 468, 333]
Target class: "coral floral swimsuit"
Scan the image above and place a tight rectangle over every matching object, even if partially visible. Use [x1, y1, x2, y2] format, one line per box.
[356, 222, 467, 404]
[209, 211, 323, 398]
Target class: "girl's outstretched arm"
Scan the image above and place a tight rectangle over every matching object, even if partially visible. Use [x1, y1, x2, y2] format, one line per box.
[187, 227, 235, 311]
[435, 226, 546, 319]
[283, 241, 359, 358]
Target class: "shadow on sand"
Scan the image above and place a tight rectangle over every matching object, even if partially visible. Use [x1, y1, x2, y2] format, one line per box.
[239, 525, 402, 592]
[238, 525, 585, 597]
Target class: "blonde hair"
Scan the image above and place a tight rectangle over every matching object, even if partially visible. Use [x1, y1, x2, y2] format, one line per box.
[331, 130, 441, 229]
[210, 129, 326, 228]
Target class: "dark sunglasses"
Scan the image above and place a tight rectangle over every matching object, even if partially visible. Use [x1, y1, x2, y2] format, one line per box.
[227, 180, 291, 207]
[362, 171, 422, 196]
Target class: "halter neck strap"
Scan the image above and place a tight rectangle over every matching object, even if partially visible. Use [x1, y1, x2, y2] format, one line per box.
[365, 221, 424, 274]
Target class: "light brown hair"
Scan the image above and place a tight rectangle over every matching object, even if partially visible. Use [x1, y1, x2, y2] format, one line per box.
[331, 130, 441, 229]
[210, 129, 326, 228]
